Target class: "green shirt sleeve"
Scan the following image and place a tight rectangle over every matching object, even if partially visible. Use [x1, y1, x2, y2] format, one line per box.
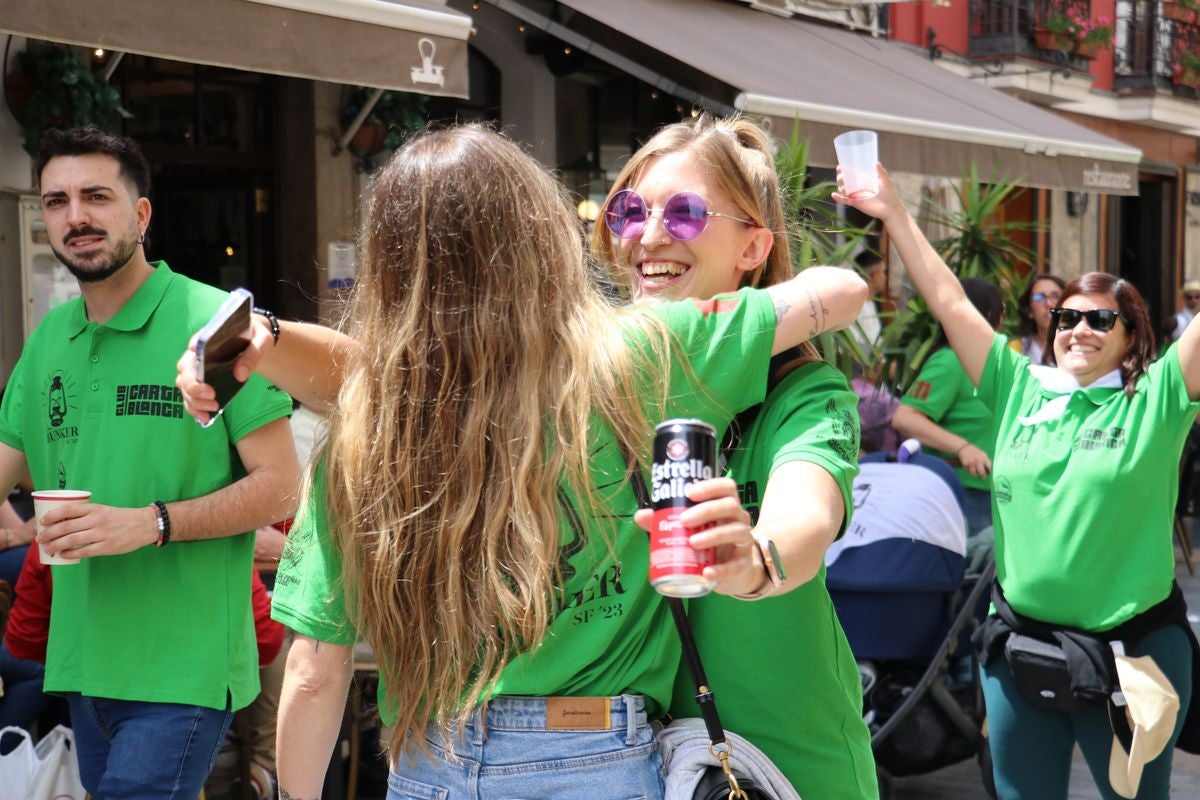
[652, 289, 777, 421]
[0, 347, 28, 452]
[271, 467, 359, 645]
[762, 362, 860, 538]
[901, 347, 960, 421]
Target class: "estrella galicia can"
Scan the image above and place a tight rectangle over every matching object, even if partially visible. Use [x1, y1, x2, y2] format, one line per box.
[649, 418, 717, 598]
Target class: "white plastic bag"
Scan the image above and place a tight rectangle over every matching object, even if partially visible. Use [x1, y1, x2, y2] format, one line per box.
[0, 725, 85, 800]
[0, 725, 38, 798]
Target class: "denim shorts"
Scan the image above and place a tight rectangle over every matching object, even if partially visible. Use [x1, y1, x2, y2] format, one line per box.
[387, 694, 664, 800]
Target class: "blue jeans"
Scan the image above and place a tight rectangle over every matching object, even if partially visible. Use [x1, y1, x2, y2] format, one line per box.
[963, 488, 993, 538]
[388, 695, 663, 800]
[982, 624, 1192, 799]
[67, 693, 234, 800]
[0, 644, 48, 729]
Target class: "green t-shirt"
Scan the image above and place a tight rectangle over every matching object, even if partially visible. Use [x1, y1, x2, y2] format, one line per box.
[0, 263, 292, 710]
[978, 334, 1200, 630]
[668, 361, 877, 799]
[902, 345, 996, 490]
[271, 288, 778, 722]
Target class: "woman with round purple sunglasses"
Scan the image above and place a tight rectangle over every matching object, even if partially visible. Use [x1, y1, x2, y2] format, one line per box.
[593, 114, 879, 799]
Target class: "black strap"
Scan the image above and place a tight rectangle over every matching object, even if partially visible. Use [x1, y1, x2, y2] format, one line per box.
[626, 454, 728, 746]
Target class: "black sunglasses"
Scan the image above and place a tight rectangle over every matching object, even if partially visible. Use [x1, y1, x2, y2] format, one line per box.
[1051, 307, 1123, 332]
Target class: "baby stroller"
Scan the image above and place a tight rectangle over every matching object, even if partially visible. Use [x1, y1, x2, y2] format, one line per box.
[826, 452, 996, 799]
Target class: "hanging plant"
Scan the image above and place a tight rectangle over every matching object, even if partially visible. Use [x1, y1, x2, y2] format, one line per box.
[12, 42, 131, 157]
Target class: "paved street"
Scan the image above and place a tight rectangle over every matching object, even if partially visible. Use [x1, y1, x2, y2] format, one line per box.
[893, 529, 1200, 800]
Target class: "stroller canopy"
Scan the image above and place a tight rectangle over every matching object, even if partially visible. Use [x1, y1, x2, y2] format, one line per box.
[826, 461, 968, 593]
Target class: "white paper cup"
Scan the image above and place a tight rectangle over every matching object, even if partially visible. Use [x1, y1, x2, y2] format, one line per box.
[32, 489, 92, 565]
[834, 130, 880, 199]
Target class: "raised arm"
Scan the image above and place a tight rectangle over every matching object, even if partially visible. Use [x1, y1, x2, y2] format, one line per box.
[765, 266, 869, 355]
[835, 167, 994, 386]
[1176, 312, 1200, 400]
[177, 316, 360, 422]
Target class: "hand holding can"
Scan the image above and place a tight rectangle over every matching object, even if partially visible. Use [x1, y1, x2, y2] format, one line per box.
[649, 419, 717, 598]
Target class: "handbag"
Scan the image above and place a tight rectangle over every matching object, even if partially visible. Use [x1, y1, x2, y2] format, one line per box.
[626, 457, 783, 800]
[1003, 634, 1093, 713]
[0, 724, 86, 800]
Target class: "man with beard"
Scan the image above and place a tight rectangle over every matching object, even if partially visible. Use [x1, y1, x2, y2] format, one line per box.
[0, 127, 300, 798]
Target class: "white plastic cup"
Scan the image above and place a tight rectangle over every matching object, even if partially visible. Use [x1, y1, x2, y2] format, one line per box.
[833, 130, 880, 200]
[32, 489, 91, 565]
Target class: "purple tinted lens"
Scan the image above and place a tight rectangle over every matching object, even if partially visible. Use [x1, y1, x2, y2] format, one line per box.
[662, 192, 709, 241]
[604, 190, 647, 238]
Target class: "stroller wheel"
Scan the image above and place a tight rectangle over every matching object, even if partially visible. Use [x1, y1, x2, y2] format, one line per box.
[876, 766, 895, 800]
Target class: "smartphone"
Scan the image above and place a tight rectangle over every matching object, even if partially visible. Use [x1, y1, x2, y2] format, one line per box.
[194, 288, 253, 427]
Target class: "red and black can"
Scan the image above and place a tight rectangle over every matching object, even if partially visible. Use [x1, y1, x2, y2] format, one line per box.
[649, 418, 717, 598]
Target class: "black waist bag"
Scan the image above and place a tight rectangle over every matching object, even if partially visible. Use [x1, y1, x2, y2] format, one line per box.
[1003, 634, 1094, 713]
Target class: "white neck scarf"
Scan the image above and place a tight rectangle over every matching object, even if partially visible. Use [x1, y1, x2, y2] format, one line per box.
[1017, 364, 1124, 426]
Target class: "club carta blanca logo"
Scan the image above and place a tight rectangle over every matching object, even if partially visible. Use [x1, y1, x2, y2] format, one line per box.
[44, 370, 80, 444]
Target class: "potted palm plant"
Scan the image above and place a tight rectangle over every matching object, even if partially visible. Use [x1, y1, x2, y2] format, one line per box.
[11, 42, 131, 157]
[880, 167, 1039, 391]
[773, 122, 875, 378]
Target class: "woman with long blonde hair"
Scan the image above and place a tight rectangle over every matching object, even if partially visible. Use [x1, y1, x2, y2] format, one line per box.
[594, 113, 878, 798]
[177, 124, 867, 799]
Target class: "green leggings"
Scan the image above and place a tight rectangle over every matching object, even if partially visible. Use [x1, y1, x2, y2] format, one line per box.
[982, 624, 1192, 800]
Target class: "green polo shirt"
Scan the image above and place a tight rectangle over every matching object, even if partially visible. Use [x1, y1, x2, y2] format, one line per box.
[902, 346, 996, 490]
[272, 288, 778, 722]
[669, 361, 877, 799]
[0, 262, 292, 710]
[979, 334, 1200, 630]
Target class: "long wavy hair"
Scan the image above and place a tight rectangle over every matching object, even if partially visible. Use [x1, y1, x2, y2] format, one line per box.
[1046, 272, 1154, 398]
[321, 125, 669, 757]
[591, 113, 792, 295]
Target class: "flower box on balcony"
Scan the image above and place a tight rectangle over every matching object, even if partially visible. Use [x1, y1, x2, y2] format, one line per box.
[1074, 40, 1102, 59]
[1176, 67, 1200, 87]
[1034, 27, 1071, 50]
[1164, 0, 1200, 24]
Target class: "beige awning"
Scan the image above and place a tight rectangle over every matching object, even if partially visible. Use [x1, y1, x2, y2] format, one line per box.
[0, 0, 471, 98]
[555, 0, 1141, 195]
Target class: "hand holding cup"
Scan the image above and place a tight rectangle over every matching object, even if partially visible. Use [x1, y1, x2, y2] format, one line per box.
[32, 490, 91, 565]
[833, 130, 880, 200]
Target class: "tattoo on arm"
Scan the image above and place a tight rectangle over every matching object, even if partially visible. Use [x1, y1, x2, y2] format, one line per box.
[774, 299, 791, 327]
[795, 289, 830, 337]
[279, 790, 320, 800]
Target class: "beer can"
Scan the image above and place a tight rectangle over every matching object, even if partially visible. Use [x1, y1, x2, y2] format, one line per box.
[649, 418, 717, 598]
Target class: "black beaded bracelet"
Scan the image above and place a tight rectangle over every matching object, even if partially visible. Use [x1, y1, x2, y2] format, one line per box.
[152, 500, 172, 547]
[253, 307, 280, 346]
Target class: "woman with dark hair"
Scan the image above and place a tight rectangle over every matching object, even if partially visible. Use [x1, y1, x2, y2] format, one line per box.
[891, 277, 1002, 536]
[841, 166, 1199, 799]
[1017, 273, 1066, 365]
